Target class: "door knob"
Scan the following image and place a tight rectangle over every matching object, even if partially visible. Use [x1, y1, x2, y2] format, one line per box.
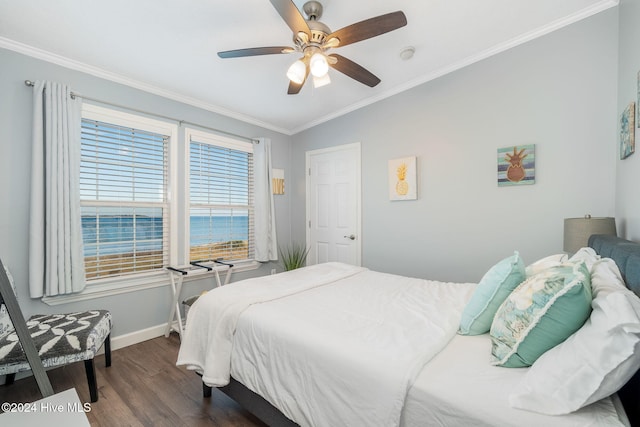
[344, 234, 356, 240]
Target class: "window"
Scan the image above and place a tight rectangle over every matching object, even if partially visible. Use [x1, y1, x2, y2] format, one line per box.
[80, 104, 177, 282]
[187, 129, 255, 263]
[57, 104, 257, 302]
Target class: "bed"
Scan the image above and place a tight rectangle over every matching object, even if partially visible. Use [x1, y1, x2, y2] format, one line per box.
[176, 235, 640, 426]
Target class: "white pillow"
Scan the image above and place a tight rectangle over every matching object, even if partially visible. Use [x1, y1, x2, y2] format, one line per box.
[569, 247, 601, 271]
[509, 260, 640, 415]
[590, 258, 628, 297]
[524, 253, 568, 277]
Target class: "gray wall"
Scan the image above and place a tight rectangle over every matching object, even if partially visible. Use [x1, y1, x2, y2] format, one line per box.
[292, 9, 619, 283]
[616, 0, 640, 239]
[0, 5, 626, 340]
[0, 48, 293, 337]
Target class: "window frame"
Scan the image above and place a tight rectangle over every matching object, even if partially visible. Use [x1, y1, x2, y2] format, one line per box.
[43, 104, 179, 304]
[184, 127, 256, 266]
[43, 105, 260, 306]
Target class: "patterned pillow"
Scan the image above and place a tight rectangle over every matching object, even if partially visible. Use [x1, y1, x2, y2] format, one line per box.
[0, 264, 17, 337]
[490, 261, 592, 368]
[524, 253, 568, 277]
[509, 260, 640, 415]
[459, 252, 525, 335]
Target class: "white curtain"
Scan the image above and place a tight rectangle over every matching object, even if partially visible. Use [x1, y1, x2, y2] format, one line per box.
[29, 81, 86, 298]
[253, 137, 278, 262]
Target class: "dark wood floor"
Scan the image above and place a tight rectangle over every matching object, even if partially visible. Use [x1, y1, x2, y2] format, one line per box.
[0, 333, 266, 426]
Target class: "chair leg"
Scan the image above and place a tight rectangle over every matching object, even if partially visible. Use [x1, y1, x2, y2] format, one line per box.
[4, 373, 15, 386]
[104, 333, 111, 367]
[84, 359, 98, 403]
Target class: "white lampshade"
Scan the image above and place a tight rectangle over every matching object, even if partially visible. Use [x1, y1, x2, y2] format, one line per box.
[309, 53, 329, 77]
[286, 60, 306, 84]
[563, 215, 617, 254]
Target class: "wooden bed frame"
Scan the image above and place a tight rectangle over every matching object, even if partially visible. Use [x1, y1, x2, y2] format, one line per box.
[202, 234, 640, 427]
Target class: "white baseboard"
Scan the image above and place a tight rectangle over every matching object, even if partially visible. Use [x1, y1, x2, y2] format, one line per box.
[2, 322, 178, 384]
[108, 322, 174, 351]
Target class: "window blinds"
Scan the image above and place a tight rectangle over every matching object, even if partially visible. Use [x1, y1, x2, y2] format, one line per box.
[80, 118, 169, 280]
[189, 139, 255, 262]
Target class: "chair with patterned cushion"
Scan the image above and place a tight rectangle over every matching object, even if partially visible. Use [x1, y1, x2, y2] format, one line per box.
[0, 261, 112, 403]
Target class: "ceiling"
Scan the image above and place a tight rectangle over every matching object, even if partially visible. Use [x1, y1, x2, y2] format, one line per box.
[0, 0, 618, 135]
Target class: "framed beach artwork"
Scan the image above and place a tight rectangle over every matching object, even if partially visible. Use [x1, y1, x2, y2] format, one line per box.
[497, 144, 535, 186]
[620, 102, 635, 160]
[389, 156, 417, 201]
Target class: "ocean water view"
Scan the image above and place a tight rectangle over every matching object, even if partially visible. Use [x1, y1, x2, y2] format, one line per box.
[81, 215, 249, 256]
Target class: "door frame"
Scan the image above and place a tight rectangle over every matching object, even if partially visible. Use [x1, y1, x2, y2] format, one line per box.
[305, 142, 362, 266]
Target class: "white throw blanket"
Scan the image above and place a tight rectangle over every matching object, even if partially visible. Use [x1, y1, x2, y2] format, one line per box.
[176, 262, 367, 386]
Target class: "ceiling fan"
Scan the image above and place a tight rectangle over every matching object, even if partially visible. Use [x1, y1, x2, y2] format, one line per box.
[217, 0, 407, 94]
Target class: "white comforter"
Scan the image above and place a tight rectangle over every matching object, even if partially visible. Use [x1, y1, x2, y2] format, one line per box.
[177, 262, 367, 385]
[177, 262, 475, 427]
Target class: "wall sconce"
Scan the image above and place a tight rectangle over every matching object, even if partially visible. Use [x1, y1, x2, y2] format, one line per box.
[272, 169, 285, 195]
[563, 215, 617, 254]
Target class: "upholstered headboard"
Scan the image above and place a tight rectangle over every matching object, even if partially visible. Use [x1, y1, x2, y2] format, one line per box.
[589, 234, 640, 298]
[588, 234, 640, 426]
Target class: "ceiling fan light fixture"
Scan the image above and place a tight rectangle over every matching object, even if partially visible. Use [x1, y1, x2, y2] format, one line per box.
[287, 59, 306, 84]
[310, 52, 329, 77]
[313, 73, 331, 88]
[216, 2, 407, 95]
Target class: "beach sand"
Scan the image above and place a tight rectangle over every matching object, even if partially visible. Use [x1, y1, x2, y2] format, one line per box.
[85, 240, 248, 279]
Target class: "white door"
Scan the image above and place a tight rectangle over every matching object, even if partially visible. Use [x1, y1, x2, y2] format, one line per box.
[306, 143, 361, 266]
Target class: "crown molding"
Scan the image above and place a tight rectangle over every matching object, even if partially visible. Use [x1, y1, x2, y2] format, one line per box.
[0, 36, 293, 136]
[290, 0, 619, 134]
[1, 0, 618, 136]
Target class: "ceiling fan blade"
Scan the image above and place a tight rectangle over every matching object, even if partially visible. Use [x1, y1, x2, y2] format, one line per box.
[328, 54, 381, 87]
[326, 11, 407, 47]
[269, 0, 311, 36]
[218, 46, 293, 58]
[287, 63, 309, 95]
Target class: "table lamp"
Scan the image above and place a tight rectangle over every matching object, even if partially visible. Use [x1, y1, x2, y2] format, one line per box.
[563, 215, 617, 254]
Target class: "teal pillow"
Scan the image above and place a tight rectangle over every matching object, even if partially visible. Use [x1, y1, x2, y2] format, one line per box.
[458, 252, 526, 335]
[490, 262, 592, 368]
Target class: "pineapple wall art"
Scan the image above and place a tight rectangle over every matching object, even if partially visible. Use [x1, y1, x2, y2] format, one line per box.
[389, 156, 417, 200]
[497, 144, 535, 186]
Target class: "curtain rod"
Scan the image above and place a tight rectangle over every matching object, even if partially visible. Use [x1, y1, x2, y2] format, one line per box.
[24, 80, 259, 144]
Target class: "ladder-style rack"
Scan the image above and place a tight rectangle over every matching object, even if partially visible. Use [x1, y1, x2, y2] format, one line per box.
[0, 259, 53, 398]
[164, 260, 233, 338]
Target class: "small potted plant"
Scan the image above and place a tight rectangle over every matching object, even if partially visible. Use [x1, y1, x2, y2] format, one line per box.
[279, 243, 310, 271]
